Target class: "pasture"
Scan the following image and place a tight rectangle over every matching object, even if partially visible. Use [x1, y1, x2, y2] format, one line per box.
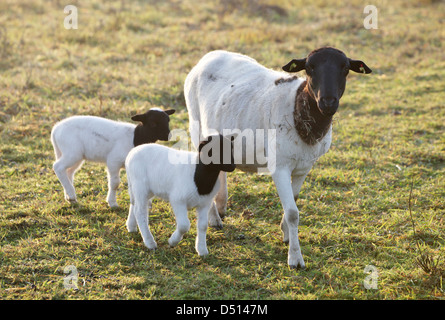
[0, 0, 444, 300]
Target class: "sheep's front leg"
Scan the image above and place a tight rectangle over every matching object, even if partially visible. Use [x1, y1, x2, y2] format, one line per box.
[106, 162, 121, 208]
[272, 169, 306, 269]
[168, 202, 191, 248]
[195, 203, 211, 256]
[281, 172, 309, 244]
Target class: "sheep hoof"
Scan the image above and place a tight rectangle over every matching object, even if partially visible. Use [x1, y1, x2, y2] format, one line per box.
[209, 215, 224, 229]
[289, 264, 306, 270]
[168, 238, 180, 248]
[210, 223, 223, 230]
[127, 226, 138, 233]
[144, 242, 157, 251]
[197, 246, 209, 256]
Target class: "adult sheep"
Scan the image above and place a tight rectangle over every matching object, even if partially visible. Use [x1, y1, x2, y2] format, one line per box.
[184, 47, 372, 269]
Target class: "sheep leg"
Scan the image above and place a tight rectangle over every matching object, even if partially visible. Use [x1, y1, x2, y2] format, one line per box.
[208, 172, 225, 229]
[127, 180, 153, 232]
[208, 203, 223, 229]
[66, 159, 84, 185]
[168, 202, 190, 248]
[281, 172, 309, 243]
[215, 171, 228, 217]
[106, 162, 121, 208]
[132, 193, 157, 250]
[127, 203, 138, 232]
[126, 179, 138, 232]
[53, 157, 81, 203]
[195, 203, 211, 256]
[272, 169, 306, 269]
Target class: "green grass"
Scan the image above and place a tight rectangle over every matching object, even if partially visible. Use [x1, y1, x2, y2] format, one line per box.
[0, 0, 444, 299]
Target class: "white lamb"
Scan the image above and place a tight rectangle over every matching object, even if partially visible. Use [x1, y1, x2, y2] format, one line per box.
[51, 108, 175, 207]
[184, 48, 371, 268]
[125, 134, 236, 256]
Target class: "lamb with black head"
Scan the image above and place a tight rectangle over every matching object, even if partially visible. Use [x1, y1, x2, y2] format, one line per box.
[125, 134, 236, 256]
[51, 108, 175, 207]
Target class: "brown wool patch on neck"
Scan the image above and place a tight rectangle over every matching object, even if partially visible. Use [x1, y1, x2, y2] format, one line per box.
[293, 81, 332, 145]
[275, 75, 299, 86]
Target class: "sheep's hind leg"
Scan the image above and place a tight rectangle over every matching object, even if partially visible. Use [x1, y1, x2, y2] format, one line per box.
[208, 172, 226, 229]
[168, 202, 190, 248]
[133, 199, 157, 250]
[126, 178, 137, 232]
[106, 162, 121, 208]
[53, 157, 81, 203]
[215, 172, 228, 217]
[127, 200, 152, 233]
[66, 159, 84, 185]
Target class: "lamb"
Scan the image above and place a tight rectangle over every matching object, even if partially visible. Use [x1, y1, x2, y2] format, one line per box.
[51, 108, 175, 207]
[125, 134, 236, 256]
[184, 47, 372, 269]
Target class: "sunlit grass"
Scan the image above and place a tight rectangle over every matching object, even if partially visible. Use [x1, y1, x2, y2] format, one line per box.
[0, 0, 444, 299]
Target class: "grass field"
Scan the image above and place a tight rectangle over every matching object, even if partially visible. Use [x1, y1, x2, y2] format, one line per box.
[0, 0, 444, 300]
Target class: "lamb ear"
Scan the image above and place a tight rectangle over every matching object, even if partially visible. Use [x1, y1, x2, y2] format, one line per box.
[282, 58, 306, 73]
[165, 109, 176, 115]
[131, 114, 145, 123]
[132, 114, 156, 127]
[349, 59, 372, 74]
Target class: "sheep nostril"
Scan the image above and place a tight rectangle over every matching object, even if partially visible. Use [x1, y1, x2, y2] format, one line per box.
[321, 97, 337, 107]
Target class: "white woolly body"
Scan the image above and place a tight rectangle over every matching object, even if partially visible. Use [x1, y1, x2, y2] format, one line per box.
[125, 143, 219, 256]
[51, 108, 172, 208]
[51, 116, 136, 165]
[125, 144, 219, 208]
[185, 50, 331, 175]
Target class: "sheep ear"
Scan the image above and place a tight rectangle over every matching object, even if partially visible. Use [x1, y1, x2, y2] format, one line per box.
[131, 114, 145, 123]
[349, 59, 372, 74]
[282, 58, 306, 73]
[165, 109, 176, 115]
[132, 114, 156, 127]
